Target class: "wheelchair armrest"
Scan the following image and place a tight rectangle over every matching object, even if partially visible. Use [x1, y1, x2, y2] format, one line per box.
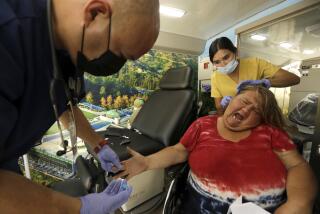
[50, 156, 105, 197]
[166, 162, 188, 180]
[163, 163, 189, 214]
[76, 156, 94, 191]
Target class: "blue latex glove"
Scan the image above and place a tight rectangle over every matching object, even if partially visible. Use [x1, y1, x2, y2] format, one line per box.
[80, 179, 132, 214]
[220, 96, 232, 108]
[201, 84, 211, 93]
[98, 145, 122, 172]
[237, 79, 271, 93]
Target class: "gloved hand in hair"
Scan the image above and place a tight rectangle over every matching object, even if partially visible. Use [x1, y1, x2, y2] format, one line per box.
[80, 179, 132, 214]
[98, 145, 122, 172]
[220, 96, 232, 108]
[237, 79, 271, 93]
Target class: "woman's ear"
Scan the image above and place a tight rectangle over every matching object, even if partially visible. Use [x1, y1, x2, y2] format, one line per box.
[82, 0, 111, 27]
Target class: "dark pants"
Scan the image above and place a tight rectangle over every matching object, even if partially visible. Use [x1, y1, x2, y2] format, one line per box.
[181, 182, 230, 214]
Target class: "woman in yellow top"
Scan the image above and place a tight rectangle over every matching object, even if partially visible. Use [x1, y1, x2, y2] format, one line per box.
[210, 37, 300, 114]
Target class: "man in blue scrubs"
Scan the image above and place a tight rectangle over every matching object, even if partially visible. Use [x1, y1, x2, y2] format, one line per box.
[0, 0, 160, 213]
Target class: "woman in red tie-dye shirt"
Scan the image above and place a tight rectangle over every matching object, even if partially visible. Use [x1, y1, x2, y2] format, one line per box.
[117, 85, 317, 214]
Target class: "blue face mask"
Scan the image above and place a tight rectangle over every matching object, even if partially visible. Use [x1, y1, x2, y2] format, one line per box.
[216, 58, 238, 75]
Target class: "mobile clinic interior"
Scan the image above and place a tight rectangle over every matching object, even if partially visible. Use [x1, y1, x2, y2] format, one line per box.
[11, 0, 320, 213]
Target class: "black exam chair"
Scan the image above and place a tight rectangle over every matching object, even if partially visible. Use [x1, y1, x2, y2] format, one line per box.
[52, 66, 197, 212]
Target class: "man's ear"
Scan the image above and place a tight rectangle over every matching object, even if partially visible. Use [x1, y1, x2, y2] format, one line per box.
[83, 0, 111, 27]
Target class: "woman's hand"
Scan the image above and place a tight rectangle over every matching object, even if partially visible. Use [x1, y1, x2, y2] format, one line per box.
[114, 147, 149, 180]
[274, 202, 313, 214]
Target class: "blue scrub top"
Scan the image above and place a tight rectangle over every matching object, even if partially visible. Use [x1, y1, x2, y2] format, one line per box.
[0, 0, 84, 172]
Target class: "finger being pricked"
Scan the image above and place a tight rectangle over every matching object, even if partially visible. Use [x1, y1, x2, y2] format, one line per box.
[113, 170, 130, 180]
[111, 165, 120, 173]
[112, 171, 132, 180]
[113, 161, 129, 179]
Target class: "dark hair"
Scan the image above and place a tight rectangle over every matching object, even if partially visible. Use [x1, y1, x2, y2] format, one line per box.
[238, 85, 286, 130]
[209, 37, 237, 63]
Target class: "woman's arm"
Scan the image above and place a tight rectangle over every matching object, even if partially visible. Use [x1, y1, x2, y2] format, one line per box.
[269, 69, 300, 87]
[274, 149, 318, 214]
[115, 143, 188, 180]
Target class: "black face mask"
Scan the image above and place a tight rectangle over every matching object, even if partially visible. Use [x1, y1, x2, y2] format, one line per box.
[76, 17, 127, 76]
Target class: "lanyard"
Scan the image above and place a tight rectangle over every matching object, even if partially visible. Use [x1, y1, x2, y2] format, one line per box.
[47, 0, 78, 174]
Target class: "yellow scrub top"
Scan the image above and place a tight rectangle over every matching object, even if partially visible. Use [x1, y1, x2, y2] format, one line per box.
[211, 57, 280, 98]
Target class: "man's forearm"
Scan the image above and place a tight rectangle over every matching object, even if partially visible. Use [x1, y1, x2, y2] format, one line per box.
[59, 106, 103, 148]
[0, 170, 81, 213]
[286, 162, 318, 209]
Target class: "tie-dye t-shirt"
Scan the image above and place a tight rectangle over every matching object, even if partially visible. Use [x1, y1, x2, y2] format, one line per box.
[180, 115, 296, 213]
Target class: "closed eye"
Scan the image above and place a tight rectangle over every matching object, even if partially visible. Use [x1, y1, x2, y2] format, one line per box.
[241, 98, 249, 105]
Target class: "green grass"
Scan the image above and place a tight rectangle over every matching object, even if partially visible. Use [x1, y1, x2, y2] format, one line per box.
[29, 170, 60, 186]
[82, 111, 97, 120]
[45, 123, 60, 135]
[20, 166, 60, 187]
[45, 110, 98, 135]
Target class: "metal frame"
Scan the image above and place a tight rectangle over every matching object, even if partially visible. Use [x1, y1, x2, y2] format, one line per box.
[309, 90, 320, 207]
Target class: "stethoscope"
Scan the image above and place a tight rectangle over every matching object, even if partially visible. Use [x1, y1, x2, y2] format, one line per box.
[47, 0, 80, 174]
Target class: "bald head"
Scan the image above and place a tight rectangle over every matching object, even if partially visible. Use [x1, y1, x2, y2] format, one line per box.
[53, 0, 160, 62]
[111, 0, 160, 59]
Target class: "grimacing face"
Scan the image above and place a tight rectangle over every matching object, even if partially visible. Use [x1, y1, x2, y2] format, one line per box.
[223, 90, 262, 131]
[211, 49, 236, 67]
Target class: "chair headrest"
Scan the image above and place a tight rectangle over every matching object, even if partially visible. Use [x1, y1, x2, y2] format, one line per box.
[159, 66, 193, 90]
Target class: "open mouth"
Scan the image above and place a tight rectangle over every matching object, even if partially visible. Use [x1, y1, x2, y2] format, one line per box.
[232, 112, 244, 121]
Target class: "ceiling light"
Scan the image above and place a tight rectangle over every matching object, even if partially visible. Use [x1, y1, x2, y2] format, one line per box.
[279, 42, 293, 49]
[303, 49, 315, 55]
[250, 34, 267, 41]
[160, 5, 186, 18]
